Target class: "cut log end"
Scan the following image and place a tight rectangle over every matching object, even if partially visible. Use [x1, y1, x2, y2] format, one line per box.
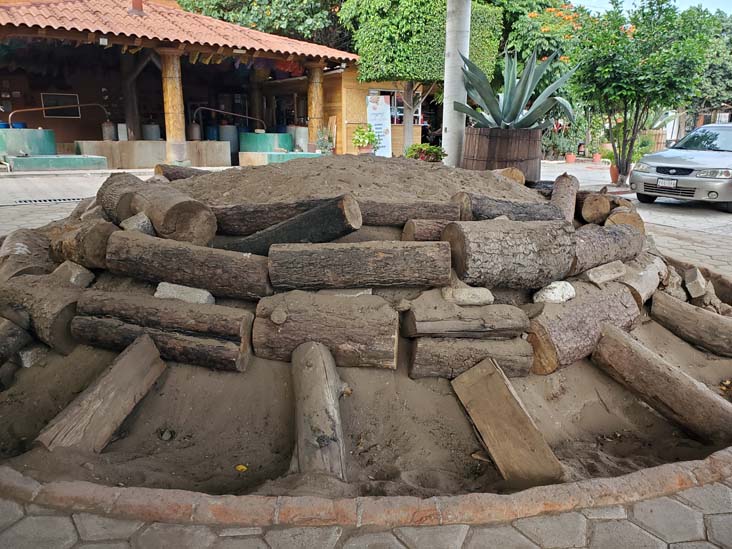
[527, 319, 559, 375]
[164, 201, 219, 245]
[442, 222, 467, 277]
[340, 194, 364, 230]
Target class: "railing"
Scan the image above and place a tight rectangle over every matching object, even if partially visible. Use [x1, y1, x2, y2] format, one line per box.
[7, 103, 111, 127]
[192, 106, 267, 131]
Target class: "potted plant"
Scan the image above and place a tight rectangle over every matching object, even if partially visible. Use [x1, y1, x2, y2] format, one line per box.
[454, 49, 577, 182]
[405, 143, 447, 162]
[352, 124, 379, 155]
[316, 127, 334, 155]
[601, 149, 619, 183]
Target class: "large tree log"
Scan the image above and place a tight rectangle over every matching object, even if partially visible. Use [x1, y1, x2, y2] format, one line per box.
[290, 341, 349, 480]
[252, 290, 399, 368]
[96, 173, 147, 224]
[409, 336, 533, 379]
[154, 163, 211, 181]
[332, 225, 402, 243]
[567, 224, 644, 276]
[604, 206, 645, 234]
[451, 192, 563, 222]
[212, 198, 326, 236]
[49, 219, 119, 269]
[0, 318, 32, 364]
[402, 219, 452, 241]
[35, 335, 167, 452]
[71, 316, 247, 371]
[0, 275, 80, 354]
[443, 219, 575, 289]
[0, 229, 55, 281]
[550, 173, 579, 222]
[357, 199, 460, 226]
[105, 231, 272, 299]
[575, 191, 612, 224]
[651, 291, 732, 357]
[528, 281, 640, 375]
[211, 194, 362, 255]
[268, 241, 451, 290]
[592, 324, 732, 443]
[402, 289, 529, 338]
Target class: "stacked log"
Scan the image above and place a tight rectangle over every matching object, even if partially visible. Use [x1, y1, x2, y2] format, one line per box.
[567, 224, 644, 276]
[402, 219, 452, 241]
[0, 229, 55, 281]
[550, 173, 580, 222]
[358, 199, 460, 226]
[49, 219, 119, 269]
[96, 173, 146, 223]
[604, 206, 645, 234]
[451, 192, 563, 222]
[575, 191, 611, 224]
[0, 318, 32, 363]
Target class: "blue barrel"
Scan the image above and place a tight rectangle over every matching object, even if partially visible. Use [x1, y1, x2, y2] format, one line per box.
[0, 122, 9, 129]
[11, 122, 27, 129]
[205, 125, 219, 141]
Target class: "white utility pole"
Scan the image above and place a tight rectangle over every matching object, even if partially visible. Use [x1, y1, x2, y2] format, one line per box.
[442, 0, 471, 167]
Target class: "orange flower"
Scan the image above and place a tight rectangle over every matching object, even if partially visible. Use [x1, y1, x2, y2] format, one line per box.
[527, 11, 538, 18]
[540, 26, 551, 32]
[564, 34, 573, 39]
[560, 55, 570, 62]
[546, 7, 556, 12]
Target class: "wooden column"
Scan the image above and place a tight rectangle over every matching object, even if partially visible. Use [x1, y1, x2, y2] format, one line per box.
[120, 55, 141, 141]
[249, 70, 265, 130]
[307, 62, 325, 144]
[158, 49, 188, 164]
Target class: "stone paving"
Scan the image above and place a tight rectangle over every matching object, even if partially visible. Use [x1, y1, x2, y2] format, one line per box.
[0, 481, 731, 548]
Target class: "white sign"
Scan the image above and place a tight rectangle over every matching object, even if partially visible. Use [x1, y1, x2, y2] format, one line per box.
[366, 95, 392, 157]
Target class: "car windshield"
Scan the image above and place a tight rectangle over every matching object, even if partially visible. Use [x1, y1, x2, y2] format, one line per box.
[673, 126, 732, 152]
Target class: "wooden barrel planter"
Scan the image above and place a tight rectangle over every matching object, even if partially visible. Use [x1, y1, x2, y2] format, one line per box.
[461, 127, 542, 182]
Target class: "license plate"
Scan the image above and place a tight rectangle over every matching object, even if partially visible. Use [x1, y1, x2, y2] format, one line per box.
[657, 178, 677, 188]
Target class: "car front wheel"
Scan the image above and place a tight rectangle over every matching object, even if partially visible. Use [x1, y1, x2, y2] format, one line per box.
[636, 193, 657, 204]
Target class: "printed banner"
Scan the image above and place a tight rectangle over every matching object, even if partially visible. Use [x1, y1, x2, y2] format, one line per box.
[366, 95, 392, 157]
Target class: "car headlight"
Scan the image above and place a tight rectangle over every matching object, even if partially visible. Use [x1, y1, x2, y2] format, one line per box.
[696, 169, 732, 179]
[633, 162, 653, 173]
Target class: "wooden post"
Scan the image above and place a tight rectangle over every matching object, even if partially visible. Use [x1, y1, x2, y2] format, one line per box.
[158, 49, 188, 164]
[307, 62, 325, 144]
[120, 54, 141, 141]
[249, 70, 265, 129]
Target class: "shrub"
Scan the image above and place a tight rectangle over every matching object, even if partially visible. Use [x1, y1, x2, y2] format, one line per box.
[405, 143, 447, 162]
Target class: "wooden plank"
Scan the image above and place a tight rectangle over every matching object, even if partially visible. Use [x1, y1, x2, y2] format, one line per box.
[451, 358, 564, 488]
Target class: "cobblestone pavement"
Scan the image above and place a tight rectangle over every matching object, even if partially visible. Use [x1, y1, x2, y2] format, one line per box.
[1, 481, 731, 548]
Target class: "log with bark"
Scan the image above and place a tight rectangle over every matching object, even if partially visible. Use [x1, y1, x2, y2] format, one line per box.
[619, 252, 665, 308]
[0, 318, 32, 364]
[567, 224, 644, 276]
[651, 291, 732, 357]
[96, 172, 147, 224]
[49, 219, 119, 269]
[591, 324, 732, 443]
[402, 219, 453, 241]
[528, 281, 640, 375]
[105, 231, 272, 300]
[0, 275, 80, 354]
[289, 341, 349, 480]
[550, 173, 580, 222]
[68, 197, 95, 220]
[332, 225, 403, 243]
[211, 194, 362, 255]
[575, 191, 611, 224]
[358, 199, 460, 226]
[409, 336, 533, 379]
[154, 164, 212, 181]
[604, 206, 645, 234]
[268, 241, 451, 290]
[402, 289, 529, 338]
[212, 198, 327, 236]
[442, 219, 575, 289]
[35, 335, 167, 452]
[252, 290, 399, 369]
[0, 229, 55, 281]
[451, 192, 563, 222]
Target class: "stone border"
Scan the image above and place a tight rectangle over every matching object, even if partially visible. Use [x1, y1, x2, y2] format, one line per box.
[1, 447, 731, 528]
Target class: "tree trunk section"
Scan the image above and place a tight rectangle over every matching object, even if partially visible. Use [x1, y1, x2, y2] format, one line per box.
[567, 224, 644, 276]
[333, 225, 403, 243]
[410, 337, 533, 379]
[212, 198, 327, 236]
[154, 164, 211, 181]
[550, 173, 580, 222]
[528, 281, 640, 375]
[96, 173, 147, 224]
[0, 318, 32, 364]
[268, 241, 451, 290]
[252, 290, 399, 369]
[290, 341, 348, 480]
[0, 229, 55, 281]
[402, 219, 452, 241]
[210, 194, 362, 255]
[35, 335, 167, 452]
[443, 219, 575, 289]
[451, 192, 562, 222]
[651, 291, 732, 357]
[357, 199, 460, 226]
[604, 206, 645, 234]
[49, 219, 120, 269]
[105, 231, 272, 300]
[575, 192, 611, 224]
[592, 324, 732, 444]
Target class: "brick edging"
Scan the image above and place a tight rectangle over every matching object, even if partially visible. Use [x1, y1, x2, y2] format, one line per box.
[1, 447, 731, 528]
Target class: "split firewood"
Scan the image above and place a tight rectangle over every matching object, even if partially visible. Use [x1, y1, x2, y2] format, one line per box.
[451, 192, 563, 222]
[0, 229, 55, 281]
[683, 267, 707, 298]
[154, 163, 212, 181]
[567, 224, 644, 276]
[443, 219, 575, 289]
[0, 318, 32, 364]
[211, 194, 362, 255]
[663, 256, 732, 304]
[579, 260, 627, 286]
[619, 252, 666, 308]
[528, 281, 640, 375]
[96, 172, 147, 224]
[550, 173, 580, 222]
[252, 290, 399, 369]
[105, 231, 272, 300]
[604, 206, 645, 234]
[402, 289, 528, 339]
[409, 336, 533, 379]
[35, 335, 167, 453]
[51, 261, 95, 288]
[402, 219, 453, 241]
[452, 358, 564, 488]
[575, 191, 612, 224]
[268, 241, 451, 290]
[290, 341, 349, 481]
[49, 219, 119, 269]
[651, 291, 732, 357]
[357, 199, 460, 226]
[661, 266, 689, 302]
[592, 324, 732, 443]
[690, 283, 732, 316]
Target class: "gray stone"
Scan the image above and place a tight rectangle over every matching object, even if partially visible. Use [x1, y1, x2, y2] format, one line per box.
[0, 515, 78, 549]
[120, 212, 155, 235]
[343, 531, 407, 548]
[441, 286, 495, 306]
[132, 523, 217, 549]
[264, 527, 343, 549]
[24, 503, 62, 516]
[78, 543, 130, 549]
[632, 496, 705, 543]
[52, 260, 95, 288]
[18, 343, 50, 368]
[676, 483, 732, 514]
[533, 281, 576, 304]
[465, 525, 539, 549]
[218, 527, 264, 537]
[0, 497, 24, 530]
[589, 520, 665, 549]
[581, 506, 627, 520]
[394, 525, 469, 549]
[214, 538, 269, 549]
[684, 267, 707, 298]
[581, 260, 626, 286]
[669, 543, 720, 549]
[514, 512, 587, 548]
[706, 513, 732, 549]
[73, 512, 144, 541]
[154, 282, 215, 304]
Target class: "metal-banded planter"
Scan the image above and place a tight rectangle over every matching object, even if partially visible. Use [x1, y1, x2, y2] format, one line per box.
[461, 127, 542, 183]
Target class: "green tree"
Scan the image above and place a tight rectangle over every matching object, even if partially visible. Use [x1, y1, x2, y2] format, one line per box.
[573, 0, 716, 180]
[691, 10, 732, 118]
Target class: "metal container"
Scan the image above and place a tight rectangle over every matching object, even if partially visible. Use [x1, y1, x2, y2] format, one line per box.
[188, 122, 202, 141]
[142, 124, 161, 140]
[102, 121, 117, 141]
[218, 125, 239, 154]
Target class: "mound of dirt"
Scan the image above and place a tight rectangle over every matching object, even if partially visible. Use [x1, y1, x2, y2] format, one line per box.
[172, 155, 543, 205]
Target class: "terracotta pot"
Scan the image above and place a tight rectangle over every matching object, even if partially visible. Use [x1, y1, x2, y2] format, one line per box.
[592, 153, 602, 163]
[610, 164, 620, 184]
[565, 153, 577, 164]
[357, 145, 374, 155]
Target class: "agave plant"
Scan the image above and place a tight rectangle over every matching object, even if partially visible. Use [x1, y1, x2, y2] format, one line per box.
[455, 50, 577, 130]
